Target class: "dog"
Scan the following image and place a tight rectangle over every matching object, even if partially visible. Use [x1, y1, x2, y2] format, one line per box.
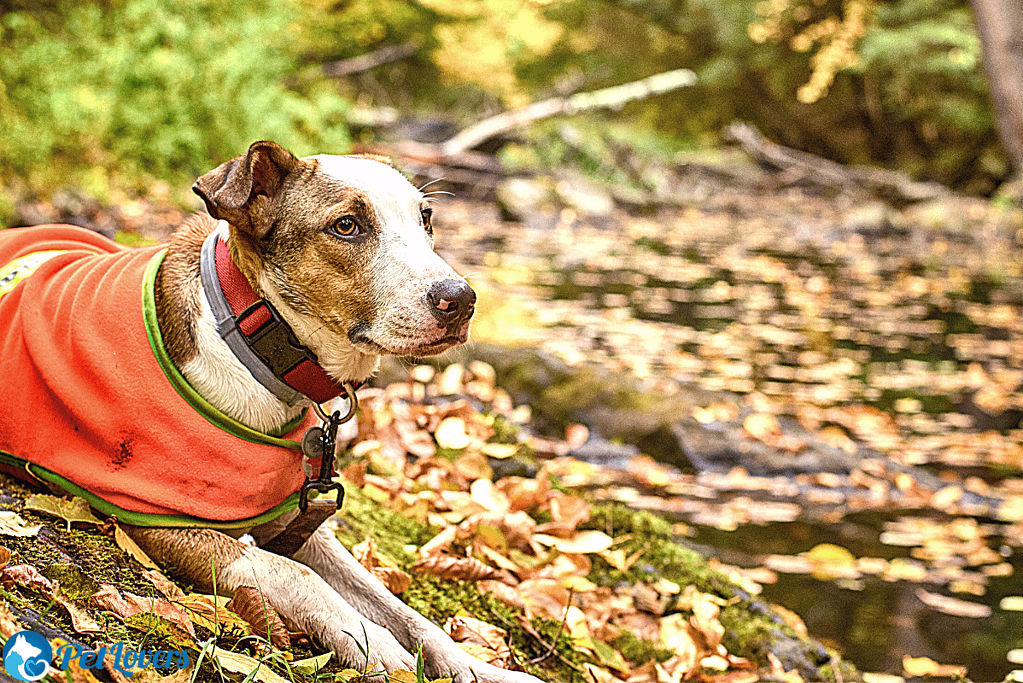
[0, 141, 542, 683]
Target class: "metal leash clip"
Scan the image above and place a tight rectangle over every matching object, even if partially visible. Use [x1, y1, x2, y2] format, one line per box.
[299, 382, 358, 511]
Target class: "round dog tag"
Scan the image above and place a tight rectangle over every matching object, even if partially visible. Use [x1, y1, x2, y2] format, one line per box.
[302, 426, 326, 461]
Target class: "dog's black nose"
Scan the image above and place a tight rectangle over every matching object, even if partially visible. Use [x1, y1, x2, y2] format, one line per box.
[427, 279, 476, 326]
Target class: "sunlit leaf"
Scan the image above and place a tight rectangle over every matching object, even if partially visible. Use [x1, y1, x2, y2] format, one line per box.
[24, 495, 102, 531]
[0, 511, 42, 537]
[290, 652, 332, 676]
[532, 531, 613, 554]
[211, 646, 289, 683]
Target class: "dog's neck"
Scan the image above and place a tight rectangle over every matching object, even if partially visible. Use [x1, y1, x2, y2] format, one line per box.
[158, 217, 379, 434]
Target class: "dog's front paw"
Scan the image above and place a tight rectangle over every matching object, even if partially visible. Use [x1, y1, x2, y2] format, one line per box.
[322, 618, 418, 675]
[422, 642, 545, 683]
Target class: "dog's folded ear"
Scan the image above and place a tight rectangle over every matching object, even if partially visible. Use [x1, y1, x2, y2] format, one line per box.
[193, 141, 298, 237]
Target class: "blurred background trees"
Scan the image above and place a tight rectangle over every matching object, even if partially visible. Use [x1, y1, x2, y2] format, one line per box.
[0, 0, 1015, 201]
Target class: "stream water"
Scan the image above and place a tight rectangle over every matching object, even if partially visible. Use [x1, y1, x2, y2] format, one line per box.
[442, 193, 1023, 680]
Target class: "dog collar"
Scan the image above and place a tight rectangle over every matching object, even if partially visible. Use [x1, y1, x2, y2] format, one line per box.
[199, 228, 353, 405]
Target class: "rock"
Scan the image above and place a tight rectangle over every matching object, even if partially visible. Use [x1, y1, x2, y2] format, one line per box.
[841, 201, 892, 235]
[554, 170, 616, 221]
[493, 177, 556, 225]
[569, 435, 640, 465]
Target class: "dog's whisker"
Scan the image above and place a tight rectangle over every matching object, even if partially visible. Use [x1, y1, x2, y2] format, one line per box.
[422, 190, 455, 198]
[417, 178, 446, 192]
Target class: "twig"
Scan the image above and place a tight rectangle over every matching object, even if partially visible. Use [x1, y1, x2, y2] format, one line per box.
[527, 587, 574, 665]
[288, 41, 421, 85]
[724, 121, 948, 205]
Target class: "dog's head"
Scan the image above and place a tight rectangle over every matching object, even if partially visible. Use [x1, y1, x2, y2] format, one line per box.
[193, 141, 474, 380]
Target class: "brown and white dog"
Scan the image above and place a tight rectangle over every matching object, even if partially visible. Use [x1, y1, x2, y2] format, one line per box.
[0, 141, 542, 683]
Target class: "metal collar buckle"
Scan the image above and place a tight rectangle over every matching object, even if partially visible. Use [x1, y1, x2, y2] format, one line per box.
[299, 382, 358, 511]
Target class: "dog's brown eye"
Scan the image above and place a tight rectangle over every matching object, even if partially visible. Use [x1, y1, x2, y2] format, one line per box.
[329, 216, 360, 238]
[421, 207, 433, 235]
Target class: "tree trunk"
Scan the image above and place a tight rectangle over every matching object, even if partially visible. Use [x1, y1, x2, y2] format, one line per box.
[971, 0, 1023, 177]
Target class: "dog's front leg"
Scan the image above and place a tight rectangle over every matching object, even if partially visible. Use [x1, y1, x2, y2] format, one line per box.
[124, 527, 417, 674]
[293, 521, 543, 683]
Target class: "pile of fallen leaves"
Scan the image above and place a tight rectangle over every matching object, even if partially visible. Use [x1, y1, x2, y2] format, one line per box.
[0, 361, 808, 683]
[339, 362, 782, 683]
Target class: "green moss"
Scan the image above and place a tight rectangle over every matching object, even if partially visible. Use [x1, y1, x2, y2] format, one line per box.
[403, 575, 579, 682]
[583, 504, 857, 681]
[611, 631, 674, 665]
[335, 484, 437, 562]
[584, 504, 734, 595]
[488, 413, 523, 444]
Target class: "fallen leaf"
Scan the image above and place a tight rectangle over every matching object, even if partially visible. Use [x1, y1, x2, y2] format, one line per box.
[804, 543, 859, 580]
[533, 531, 614, 554]
[2, 564, 54, 595]
[90, 584, 196, 638]
[480, 443, 519, 459]
[114, 525, 159, 569]
[353, 537, 412, 593]
[915, 588, 992, 618]
[1000, 596, 1023, 611]
[902, 655, 967, 678]
[412, 554, 502, 582]
[54, 588, 104, 635]
[290, 652, 332, 676]
[435, 417, 472, 450]
[0, 547, 10, 570]
[143, 569, 185, 599]
[743, 413, 781, 441]
[226, 586, 290, 649]
[930, 486, 963, 509]
[211, 646, 290, 683]
[25, 495, 103, 531]
[445, 614, 510, 652]
[0, 511, 42, 537]
[173, 593, 252, 636]
[377, 567, 413, 594]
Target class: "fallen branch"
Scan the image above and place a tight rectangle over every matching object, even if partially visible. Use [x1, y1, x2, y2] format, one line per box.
[289, 41, 421, 84]
[725, 121, 948, 206]
[440, 68, 696, 158]
[387, 68, 696, 164]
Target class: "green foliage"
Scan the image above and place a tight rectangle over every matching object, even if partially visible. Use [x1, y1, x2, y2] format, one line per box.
[0, 0, 1008, 196]
[0, 0, 350, 194]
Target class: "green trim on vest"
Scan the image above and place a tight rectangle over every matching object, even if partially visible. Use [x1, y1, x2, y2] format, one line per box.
[141, 250, 308, 445]
[0, 451, 300, 529]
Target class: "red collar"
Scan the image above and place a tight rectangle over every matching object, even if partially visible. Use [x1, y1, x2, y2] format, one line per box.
[200, 230, 351, 404]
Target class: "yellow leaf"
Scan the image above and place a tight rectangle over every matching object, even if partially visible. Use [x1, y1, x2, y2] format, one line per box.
[362, 482, 391, 503]
[25, 495, 102, 531]
[388, 670, 418, 683]
[562, 575, 598, 592]
[211, 647, 289, 683]
[804, 543, 859, 579]
[435, 417, 472, 450]
[1000, 596, 1023, 611]
[533, 531, 614, 554]
[115, 524, 159, 569]
[480, 443, 519, 459]
[902, 655, 966, 678]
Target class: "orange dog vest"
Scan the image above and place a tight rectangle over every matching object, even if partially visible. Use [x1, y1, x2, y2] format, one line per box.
[0, 225, 317, 527]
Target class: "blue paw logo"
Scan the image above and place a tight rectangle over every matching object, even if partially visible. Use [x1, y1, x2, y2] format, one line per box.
[3, 630, 52, 681]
